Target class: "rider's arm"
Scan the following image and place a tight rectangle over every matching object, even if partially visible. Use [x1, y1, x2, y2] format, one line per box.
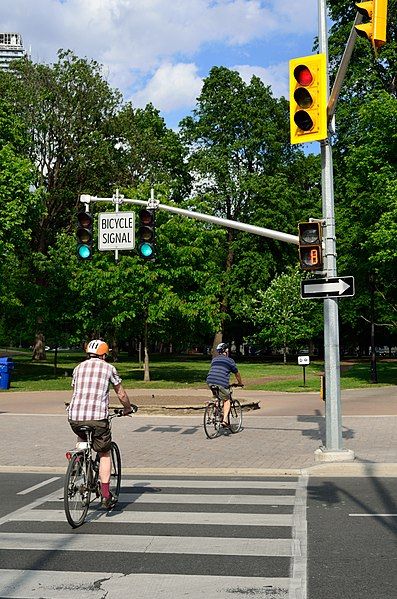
[235, 372, 243, 386]
[114, 383, 133, 415]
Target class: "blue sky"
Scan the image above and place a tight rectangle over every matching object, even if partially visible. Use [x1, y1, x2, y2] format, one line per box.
[0, 0, 319, 129]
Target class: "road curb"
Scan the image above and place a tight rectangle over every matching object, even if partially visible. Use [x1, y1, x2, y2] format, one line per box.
[1, 464, 396, 477]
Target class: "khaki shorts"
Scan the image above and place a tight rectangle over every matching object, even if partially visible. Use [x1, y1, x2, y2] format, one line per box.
[69, 419, 111, 453]
[207, 384, 231, 401]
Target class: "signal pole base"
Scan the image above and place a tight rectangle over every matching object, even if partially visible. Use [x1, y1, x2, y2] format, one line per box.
[314, 447, 355, 463]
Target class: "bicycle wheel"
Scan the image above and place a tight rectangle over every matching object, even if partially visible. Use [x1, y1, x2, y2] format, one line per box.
[109, 441, 121, 499]
[64, 453, 90, 528]
[204, 402, 221, 439]
[229, 399, 242, 433]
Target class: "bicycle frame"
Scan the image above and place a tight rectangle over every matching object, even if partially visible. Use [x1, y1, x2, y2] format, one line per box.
[204, 384, 243, 438]
[64, 407, 135, 527]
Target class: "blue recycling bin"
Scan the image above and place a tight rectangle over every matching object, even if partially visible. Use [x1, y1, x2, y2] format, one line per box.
[0, 357, 14, 390]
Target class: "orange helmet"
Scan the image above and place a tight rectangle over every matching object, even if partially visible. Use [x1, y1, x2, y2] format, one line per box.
[86, 339, 109, 356]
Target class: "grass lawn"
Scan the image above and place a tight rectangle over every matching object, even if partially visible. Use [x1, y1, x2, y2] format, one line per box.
[1, 349, 396, 393]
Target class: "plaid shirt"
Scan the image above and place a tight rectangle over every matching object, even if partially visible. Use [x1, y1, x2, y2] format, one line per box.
[68, 357, 122, 421]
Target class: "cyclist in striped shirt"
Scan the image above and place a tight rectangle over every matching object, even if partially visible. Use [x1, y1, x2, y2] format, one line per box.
[206, 342, 243, 428]
[68, 339, 133, 508]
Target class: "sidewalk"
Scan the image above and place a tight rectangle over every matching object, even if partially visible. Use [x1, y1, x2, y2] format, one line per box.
[0, 386, 396, 475]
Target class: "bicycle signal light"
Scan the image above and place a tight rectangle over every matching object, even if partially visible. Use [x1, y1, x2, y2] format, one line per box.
[138, 208, 155, 261]
[77, 211, 93, 260]
[289, 54, 327, 144]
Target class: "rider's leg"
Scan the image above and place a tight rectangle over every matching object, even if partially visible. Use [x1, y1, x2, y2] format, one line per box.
[222, 399, 231, 424]
[98, 451, 111, 497]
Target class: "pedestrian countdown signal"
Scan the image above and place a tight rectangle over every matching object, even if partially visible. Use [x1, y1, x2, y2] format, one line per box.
[298, 222, 323, 271]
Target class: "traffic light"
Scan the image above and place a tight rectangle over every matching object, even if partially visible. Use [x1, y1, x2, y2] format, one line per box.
[298, 222, 323, 271]
[77, 211, 93, 260]
[138, 208, 155, 260]
[289, 54, 327, 145]
[355, 1, 388, 50]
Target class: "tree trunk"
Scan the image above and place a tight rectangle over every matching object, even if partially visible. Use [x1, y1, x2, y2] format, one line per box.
[212, 332, 223, 357]
[111, 338, 119, 362]
[32, 333, 46, 361]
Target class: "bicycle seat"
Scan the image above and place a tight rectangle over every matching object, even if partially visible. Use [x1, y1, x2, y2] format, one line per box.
[74, 425, 94, 438]
[209, 385, 220, 396]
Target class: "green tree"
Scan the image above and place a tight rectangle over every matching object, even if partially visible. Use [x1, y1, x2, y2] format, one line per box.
[179, 67, 322, 348]
[326, 2, 397, 354]
[246, 268, 323, 363]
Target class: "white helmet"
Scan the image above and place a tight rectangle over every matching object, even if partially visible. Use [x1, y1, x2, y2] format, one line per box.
[86, 339, 109, 356]
[216, 342, 229, 353]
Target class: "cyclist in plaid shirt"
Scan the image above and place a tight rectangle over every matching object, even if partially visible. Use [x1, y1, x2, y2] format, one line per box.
[68, 339, 133, 508]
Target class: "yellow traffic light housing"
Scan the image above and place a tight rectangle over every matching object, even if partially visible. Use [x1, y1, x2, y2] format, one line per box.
[355, 1, 388, 50]
[289, 54, 327, 145]
[298, 222, 323, 271]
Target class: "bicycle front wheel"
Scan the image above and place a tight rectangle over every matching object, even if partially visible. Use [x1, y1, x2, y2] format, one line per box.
[109, 441, 121, 500]
[64, 453, 90, 528]
[229, 399, 242, 433]
[204, 402, 221, 439]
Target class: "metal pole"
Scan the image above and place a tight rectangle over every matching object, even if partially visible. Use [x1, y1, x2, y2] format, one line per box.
[317, 0, 353, 460]
[80, 195, 299, 246]
[328, 12, 363, 123]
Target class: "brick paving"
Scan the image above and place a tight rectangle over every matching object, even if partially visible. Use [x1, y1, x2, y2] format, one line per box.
[0, 386, 396, 473]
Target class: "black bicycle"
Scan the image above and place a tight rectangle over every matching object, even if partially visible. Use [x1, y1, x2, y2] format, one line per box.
[64, 407, 136, 528]
[204, 383, 243, 439]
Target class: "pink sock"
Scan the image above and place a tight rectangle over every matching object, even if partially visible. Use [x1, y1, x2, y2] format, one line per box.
[101, 482, 110, 498]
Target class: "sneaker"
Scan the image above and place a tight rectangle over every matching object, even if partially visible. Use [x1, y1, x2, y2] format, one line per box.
[101, 493, 117, 510]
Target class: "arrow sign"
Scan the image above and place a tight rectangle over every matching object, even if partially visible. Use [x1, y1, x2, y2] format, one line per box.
[301, 276, 355, 299]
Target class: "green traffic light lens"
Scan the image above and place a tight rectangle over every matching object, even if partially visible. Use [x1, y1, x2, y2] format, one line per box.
[78, 245, 91, 259]
[139, 243, 153, 258]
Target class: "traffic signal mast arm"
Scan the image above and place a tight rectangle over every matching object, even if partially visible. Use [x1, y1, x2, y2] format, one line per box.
[80, 194, 299, 246]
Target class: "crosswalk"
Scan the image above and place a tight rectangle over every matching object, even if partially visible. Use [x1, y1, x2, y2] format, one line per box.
[0, 475, 308, 599]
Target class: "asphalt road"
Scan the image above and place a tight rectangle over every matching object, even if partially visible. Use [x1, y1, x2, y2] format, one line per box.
[0, 472, 396, 598]
[308, 477, 397, 599]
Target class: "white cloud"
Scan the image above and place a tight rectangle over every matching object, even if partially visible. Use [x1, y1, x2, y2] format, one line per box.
[131, 62, 203, 112]
[234, 63, 288, 99]
[0, 0, 317, 114]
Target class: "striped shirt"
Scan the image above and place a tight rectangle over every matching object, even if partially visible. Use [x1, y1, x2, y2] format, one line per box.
[68, 357, 122, 421]
[206, 355, 238, 389]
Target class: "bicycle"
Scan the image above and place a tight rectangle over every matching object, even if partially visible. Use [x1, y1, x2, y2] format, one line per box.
[203, 383, 243, 439]
[63, 406, 137, 528]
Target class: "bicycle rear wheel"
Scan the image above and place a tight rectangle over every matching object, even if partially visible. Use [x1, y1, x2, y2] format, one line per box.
[204, 402, 221, 439]
[229, 399, 242, 433]
[64, 453, 90, 528]
[109, 441, 121, 500]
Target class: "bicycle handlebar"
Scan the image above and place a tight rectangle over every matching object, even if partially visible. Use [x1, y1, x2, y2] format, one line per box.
[111, 404, 138, 418]
[229, 383, 244, 388]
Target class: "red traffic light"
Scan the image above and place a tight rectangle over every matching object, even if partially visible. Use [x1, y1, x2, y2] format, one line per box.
[294, 65, 313, 86]
[289, 54, 327, 144]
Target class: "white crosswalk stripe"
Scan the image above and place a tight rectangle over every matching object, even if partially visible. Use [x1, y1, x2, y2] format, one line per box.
[0, 475, 308, 599]
[12, 509, 295, 526]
